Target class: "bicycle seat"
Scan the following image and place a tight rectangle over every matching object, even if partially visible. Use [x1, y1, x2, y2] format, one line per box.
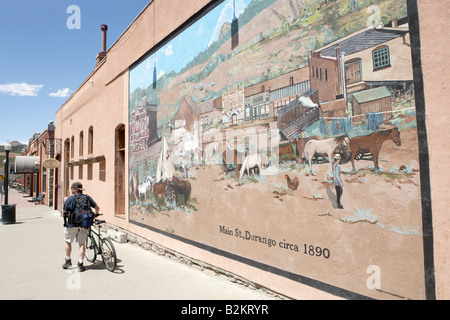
[94, 219, 106, 225]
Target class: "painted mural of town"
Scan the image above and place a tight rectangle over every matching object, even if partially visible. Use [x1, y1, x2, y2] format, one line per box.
[128, 0, 424, 299]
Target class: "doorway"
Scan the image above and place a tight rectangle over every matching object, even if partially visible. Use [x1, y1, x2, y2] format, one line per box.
[345, 58, 362, 85]
[64, 139, 70, 197]
[55, 154, 61, 211]
[115, 124, 126, 218]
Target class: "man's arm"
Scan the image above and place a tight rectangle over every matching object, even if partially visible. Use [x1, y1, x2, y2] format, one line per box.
[87, 195, 100, 215]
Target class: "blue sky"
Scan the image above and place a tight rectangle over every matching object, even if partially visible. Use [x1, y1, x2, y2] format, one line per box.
[0, 0, 151, 145]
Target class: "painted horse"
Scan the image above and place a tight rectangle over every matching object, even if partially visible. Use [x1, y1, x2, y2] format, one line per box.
[349, 127, 401, 171]
[169, 175, 191, 205]
[240, 153, 262, 179]
[295, 135, 324, 163]
[303, 135, 350, 173]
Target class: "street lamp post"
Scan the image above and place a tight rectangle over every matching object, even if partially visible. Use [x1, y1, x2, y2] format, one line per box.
[2, 141, 16, 224]
[4, 141, 10, 204]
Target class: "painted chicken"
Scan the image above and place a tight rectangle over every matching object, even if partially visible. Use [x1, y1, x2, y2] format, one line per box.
[285, 174, 299, 191]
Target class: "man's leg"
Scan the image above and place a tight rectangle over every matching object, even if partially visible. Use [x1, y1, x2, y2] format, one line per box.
[63, 228, 75, 269]
[335, 186, 342, 208]
[65, 241, 72, 257]
[76, 228, 88, 272]
[78, 243, 86, 262]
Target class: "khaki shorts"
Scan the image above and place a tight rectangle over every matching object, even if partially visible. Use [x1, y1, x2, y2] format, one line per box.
[64, 227, 88, 244]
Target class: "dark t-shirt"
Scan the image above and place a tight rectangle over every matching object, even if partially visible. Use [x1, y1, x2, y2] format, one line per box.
[63, 193, 98, 228]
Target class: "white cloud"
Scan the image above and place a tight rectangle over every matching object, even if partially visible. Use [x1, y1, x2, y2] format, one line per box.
[49, 88, 71, 98]
[162, 44, 173, 56]
[0, 83, 44, 96]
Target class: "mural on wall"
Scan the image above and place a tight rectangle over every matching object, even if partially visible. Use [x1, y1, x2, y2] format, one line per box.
[129, 0, 426, 299]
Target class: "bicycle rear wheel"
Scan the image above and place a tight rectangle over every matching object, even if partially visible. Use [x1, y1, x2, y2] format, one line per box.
[85, 233, 97, 263]
[101, 238, 117, 272]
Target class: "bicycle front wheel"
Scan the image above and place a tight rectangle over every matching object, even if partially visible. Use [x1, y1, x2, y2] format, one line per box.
[85, 233, 97, 263]
[101, 238, 117, 272]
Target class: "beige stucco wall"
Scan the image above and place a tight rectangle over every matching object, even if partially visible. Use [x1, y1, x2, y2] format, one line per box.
[345, 34, 414, 82]
[55, 0, 449, 299]
[417, 0, 450, 300]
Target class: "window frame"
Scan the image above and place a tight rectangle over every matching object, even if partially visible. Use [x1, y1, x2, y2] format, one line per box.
[372, 45, 391, 70]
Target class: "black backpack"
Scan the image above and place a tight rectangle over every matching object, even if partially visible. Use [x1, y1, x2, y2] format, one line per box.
[71, 194, 95, 228]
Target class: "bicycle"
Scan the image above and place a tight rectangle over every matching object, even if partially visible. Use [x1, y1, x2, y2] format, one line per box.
[85, 215, 117, 272]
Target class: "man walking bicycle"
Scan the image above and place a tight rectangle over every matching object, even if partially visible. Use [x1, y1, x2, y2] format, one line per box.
[62, 182, 100, 272]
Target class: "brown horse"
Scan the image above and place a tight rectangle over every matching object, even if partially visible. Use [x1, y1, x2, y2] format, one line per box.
[279, 143, 296, 162]
[169, 175, 191, 205]
[153, 180, 168, 205]
[350, 127, 401, 171]
[222, 148, 244, 174]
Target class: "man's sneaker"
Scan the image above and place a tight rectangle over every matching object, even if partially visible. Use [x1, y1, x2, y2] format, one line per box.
[62, 259, 72, 269]
[78, 261, 86, 272]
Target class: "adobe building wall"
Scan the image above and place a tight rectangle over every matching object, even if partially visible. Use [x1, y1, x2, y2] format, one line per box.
[417, 0, 450, 300]
[55, 0, 449, 300]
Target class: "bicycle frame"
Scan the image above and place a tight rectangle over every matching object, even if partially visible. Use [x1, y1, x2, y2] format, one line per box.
[87, 224, 105, 255]
[85, 218, 117, 272]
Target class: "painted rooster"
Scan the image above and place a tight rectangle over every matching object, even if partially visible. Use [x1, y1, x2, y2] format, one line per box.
[285, 174, 299, 191]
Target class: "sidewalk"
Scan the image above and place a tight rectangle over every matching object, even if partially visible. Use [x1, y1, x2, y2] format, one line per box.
[0, 189, 282, 300]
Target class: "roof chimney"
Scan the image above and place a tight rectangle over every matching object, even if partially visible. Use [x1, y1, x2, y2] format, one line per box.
[96, 24, 108, 66]
[335, 45, 343, 96]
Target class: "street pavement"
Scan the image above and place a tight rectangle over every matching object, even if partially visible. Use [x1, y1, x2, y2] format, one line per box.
[0, 189, 283, 300]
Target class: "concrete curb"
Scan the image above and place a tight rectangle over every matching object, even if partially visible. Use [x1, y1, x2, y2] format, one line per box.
[103, 223, 291, 300]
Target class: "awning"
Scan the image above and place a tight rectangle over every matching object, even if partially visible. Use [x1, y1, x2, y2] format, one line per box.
[15, 156, 40, 174]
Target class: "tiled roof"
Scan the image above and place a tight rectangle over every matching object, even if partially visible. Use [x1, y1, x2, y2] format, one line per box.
[317, 28, 408, 58]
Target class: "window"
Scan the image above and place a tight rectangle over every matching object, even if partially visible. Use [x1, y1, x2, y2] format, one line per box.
[372, 46, 390, 70]
[245, 107, 251, 119]
[87, 163, 93, 180]
[88, 126, 94, 154]
[79, 131, 84, 156]
[99, 159, 106, 182]
[70, 136, 74, 158]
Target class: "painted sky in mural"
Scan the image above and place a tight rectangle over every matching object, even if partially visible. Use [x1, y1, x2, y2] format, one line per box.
[129, 0, 252, 95]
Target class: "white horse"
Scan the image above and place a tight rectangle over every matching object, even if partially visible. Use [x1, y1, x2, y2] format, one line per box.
[144, 175, 154, 187]
[240, 153, 262, 178]
[303, 136, 350, 173]
[138, 176, 154, 202]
